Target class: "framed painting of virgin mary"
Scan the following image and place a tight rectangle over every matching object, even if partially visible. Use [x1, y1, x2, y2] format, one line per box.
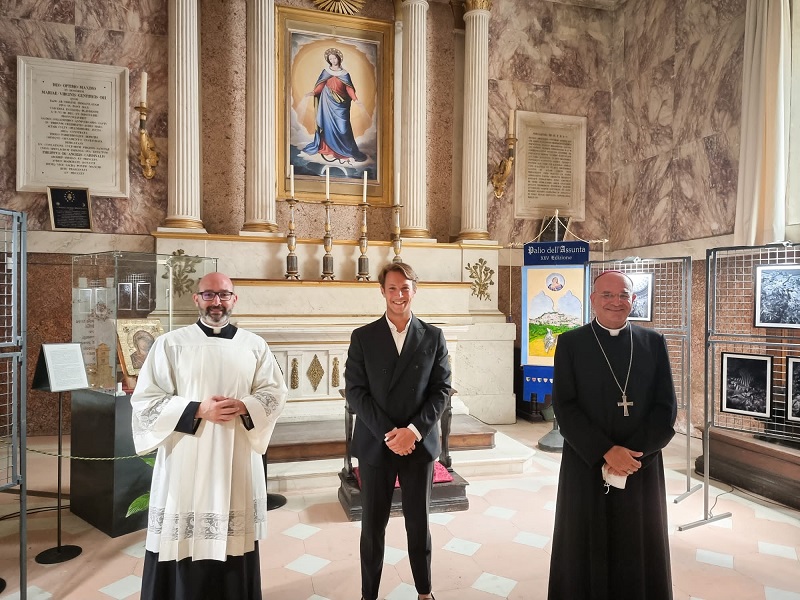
[276, 6, 394, 206]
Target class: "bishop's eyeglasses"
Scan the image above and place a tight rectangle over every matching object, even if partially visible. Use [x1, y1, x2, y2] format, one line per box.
[198, 290, 234, 301]
[599, 292, 632, 302]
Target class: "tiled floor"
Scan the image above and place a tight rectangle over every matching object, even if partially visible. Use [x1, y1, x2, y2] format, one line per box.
[1, 421, 800, 599]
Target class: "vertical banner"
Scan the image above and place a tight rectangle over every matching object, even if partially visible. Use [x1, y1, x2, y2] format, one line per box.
[520, 241, 589, 404]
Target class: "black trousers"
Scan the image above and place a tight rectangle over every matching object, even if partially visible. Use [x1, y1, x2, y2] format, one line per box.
[358, 460, 434, 600]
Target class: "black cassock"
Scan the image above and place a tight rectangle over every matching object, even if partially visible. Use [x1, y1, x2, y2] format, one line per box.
[548, 321, 677, 600]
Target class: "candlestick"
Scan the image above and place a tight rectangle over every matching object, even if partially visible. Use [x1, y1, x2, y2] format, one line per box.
[290, 164, 295, 199]
[325, 167, 330, 199]
[362, 171, 368, 203]
[321, 200, 335, 280]
[508, 109, 515, 137]
[140, 71, 148, 105]
[357, 198, 370, 281]
[285, 198, 299, 280]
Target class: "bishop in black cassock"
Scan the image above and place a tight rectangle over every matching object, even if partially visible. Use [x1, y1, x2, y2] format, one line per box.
[547, 271, 677, 600]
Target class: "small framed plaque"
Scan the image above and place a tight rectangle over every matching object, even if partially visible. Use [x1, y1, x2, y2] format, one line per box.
[47, 186, 93, 232]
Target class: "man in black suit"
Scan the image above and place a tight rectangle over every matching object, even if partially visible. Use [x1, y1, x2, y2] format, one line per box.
[345, 262, 451, 600]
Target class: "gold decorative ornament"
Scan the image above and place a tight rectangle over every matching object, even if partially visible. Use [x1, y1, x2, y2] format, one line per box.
[465, 258, 495, 301]
[491, 137, 516, 199]
[162, 249, 203, 297]
[134, 103, 159, 179]
[307, 354, 325, 391]
[313, 0, 365, 15]
[291, 358, 300, 389]
[332, 357, 340, 388]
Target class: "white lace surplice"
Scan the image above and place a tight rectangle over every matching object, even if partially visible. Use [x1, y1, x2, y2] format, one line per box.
[131, 325, 287, 562]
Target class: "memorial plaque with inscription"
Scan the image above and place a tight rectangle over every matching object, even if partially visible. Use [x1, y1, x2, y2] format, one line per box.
[513, 112, 586, 221]
[17, 57, 129, 197]
[47, 187, 93, 231]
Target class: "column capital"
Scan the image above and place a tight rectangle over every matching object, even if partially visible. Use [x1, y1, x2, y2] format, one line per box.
[401, 0, 429, 8]
[464, 0, 491, 12]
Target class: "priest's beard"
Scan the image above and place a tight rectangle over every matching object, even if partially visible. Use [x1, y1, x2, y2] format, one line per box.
[200, 305, 231, 327]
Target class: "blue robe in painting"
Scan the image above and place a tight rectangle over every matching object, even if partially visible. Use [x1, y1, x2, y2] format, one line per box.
[303, 68, 367, 163]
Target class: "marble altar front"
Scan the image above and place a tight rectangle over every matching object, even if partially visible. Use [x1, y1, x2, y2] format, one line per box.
[154, 233, 516, 424]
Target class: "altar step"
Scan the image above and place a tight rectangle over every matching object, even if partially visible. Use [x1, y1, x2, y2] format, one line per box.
[266, 429, 538, 495]
[267, 414, 497, 463]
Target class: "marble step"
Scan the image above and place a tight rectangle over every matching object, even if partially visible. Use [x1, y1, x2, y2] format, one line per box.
[265, 430, 538, 494]
[267, 414, 496, 463]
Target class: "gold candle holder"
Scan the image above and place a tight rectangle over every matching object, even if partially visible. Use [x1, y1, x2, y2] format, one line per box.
[391, 203, 403, 263]
[321, 200, 335, 280]
[490, 134, 516, 199]
[285, 198, 300, 280]
[357, 202, 370, 281]
[134, 103, 159, 180]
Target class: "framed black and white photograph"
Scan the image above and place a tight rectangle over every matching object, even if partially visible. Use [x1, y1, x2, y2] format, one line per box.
[754, 264, 800, 329]
[721, 352, 772, 418]
[788, 357, 800, 423]
[628, 272, 653, 322]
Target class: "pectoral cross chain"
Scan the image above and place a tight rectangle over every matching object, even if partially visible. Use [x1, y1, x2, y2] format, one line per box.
[618, 394, 633, 417]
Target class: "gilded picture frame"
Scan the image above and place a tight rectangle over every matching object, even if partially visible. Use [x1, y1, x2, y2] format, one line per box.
[117, 318, 164, 377]
[276, 6, 394, 206]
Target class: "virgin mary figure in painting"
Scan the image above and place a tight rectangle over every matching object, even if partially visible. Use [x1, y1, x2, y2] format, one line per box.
[303, 47, 367, 164]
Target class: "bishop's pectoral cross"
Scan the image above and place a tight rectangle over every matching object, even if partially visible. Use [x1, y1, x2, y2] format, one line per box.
[618, 394, 633, 417]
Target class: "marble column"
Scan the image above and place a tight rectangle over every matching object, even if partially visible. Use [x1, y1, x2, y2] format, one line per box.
[242, 0, 278, 233]
[457, 0, 491, 240]
[164, 0, 205, 230]
[400, 0, 430, 238]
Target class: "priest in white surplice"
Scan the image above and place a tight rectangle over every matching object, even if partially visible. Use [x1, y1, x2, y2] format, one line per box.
[131, 272, 287, 600]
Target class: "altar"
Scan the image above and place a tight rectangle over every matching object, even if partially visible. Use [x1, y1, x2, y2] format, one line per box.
[153, 233, 516, 425]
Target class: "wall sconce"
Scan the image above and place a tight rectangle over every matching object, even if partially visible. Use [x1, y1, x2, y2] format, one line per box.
[134, 72, 159, 180]
[490, 110, 516, 199]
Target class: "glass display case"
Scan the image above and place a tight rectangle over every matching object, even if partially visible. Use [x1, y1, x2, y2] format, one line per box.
[71, 251, 217, 394]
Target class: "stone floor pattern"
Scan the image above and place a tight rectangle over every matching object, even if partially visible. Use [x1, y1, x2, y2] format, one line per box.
[1, 421, 799, 600]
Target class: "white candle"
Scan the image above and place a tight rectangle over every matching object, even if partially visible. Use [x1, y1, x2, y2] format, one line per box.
[290, 164, 295, 198]
[140, 71, 148, 105]
[508, 109, 515, 137]
[362, 171, 368, 203]
[325, 167, 330, 198]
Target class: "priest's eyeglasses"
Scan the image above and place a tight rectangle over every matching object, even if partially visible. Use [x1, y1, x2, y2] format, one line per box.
[198, 290, 234, 301]
[599, 292, 632, 302]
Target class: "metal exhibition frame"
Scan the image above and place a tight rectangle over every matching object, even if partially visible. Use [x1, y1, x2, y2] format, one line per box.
[588, 257, 698, 505]
[680, 243, 800, 531]
[0, 209, 27, 596]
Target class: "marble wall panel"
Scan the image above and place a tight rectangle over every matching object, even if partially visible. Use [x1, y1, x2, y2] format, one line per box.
[671, 133, 737, 240]
[569, 170, 609, 242]
[488, 0, 554, 86]
[620, 0, 675, 75]
[610, 152, 673, 249]
[0, 1, 75, 23]
[76, 0, 167, 35]
[548, 3, 611, 89]
[673, 13, 744, 148]
[585, 89, 610, 173]
[675, 0, 746, 52]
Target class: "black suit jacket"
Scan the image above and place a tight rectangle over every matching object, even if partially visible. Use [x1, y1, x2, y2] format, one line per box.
[345, 314, 452, 467]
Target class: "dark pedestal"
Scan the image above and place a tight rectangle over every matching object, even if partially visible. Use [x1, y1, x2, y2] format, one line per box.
[696, 428, 800, 511]
[337, 466, 470, 522]
[70, 389, 152, 537]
